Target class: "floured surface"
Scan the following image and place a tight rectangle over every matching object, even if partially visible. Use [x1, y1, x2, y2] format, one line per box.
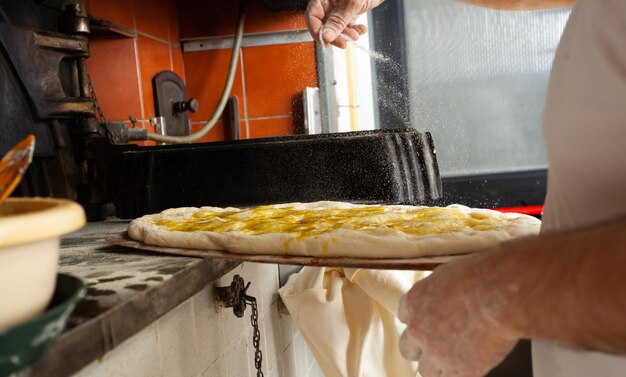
[128, 201, 541, 259]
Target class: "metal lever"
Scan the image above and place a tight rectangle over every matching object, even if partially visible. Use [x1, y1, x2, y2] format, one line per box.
[214, 274, 250, 318]
[173, 98, 199, 114]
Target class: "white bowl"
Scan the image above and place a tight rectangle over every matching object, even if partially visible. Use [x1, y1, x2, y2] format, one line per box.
[0, 198, 85, 330]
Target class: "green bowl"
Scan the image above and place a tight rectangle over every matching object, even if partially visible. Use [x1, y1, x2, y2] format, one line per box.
[0, 273, 85, 377]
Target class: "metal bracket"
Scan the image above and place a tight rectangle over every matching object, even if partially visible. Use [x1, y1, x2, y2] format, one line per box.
[214, 274, 252, 318]
[152, 71, 193, 137]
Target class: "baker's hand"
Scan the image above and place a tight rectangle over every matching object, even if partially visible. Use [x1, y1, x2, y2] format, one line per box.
[305, 0, 385, 48]
[398, 253, 523, 377]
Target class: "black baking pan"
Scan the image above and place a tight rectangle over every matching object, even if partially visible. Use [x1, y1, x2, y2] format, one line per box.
[113, 129, 442, 218]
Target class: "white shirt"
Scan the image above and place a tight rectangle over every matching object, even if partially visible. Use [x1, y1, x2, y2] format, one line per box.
[534, 0, 626, 375]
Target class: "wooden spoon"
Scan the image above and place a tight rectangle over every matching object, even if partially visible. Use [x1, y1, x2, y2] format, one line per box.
[0, 135, 35, 205]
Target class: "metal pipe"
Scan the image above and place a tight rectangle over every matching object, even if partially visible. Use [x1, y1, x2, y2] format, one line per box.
[77, 58, 89, 98]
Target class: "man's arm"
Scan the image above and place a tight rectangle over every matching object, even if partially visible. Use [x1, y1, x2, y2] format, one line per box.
[507, 215, 626, 351]
[306, 0, 575, 48]
[461, 0, 575, 10]
[398, 215, 626, 377]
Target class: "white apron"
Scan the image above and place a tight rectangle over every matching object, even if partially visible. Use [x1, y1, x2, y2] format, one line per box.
[535, 0, 626, 375]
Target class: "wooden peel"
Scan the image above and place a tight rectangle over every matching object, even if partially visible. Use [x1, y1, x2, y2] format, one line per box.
[106, 233, 456, 271]
[0, 135, 35, 205]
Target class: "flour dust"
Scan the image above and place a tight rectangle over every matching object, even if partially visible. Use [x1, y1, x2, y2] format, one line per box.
[337, 34, 412, 128]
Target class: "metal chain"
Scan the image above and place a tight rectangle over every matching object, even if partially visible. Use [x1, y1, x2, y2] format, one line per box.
[245, 296, 264, 377]
[87, 73, 107, 126]
[215, 275, 264, 377]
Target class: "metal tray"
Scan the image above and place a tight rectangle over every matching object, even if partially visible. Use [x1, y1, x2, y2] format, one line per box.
[106, 233, 462, 271]
[113, 129, 442, 219]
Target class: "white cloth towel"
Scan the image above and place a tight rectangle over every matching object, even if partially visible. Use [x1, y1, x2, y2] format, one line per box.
[278, 267, 422, 377]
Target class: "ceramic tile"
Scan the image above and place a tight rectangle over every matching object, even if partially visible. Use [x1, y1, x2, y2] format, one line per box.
[183, 50, 245, 123]
[177, 0, 240, 39]
[261, 301, 282, 377]
[243, 43, 317, 118]
[219, 263, 258, 339]
[107, 323, 161, 377]
[169, 0, 181, 43]
[254, 264, 279, 311]
[201, 356, 227, 377]
[135, 0, 171, 41]
[216, 264, 244, 286]
[215, 265, 252, 349]
[294, 333, 308, 375]
[239, 263, 261, 308]
[192, 286, 224, 373]
[88, 0, 135, 29]
[87, 38, 143, 121]
[177, 0, 306, 39]
[207, 120, 247, 142]
[266, 365, 281, 377]
[225, 332, 252, 377]
[190, 121, 225, 143]
[157, 299, 199, 377]
[245, 0, 307, 34]
[135, 119, 156, 134]
[227, 120, 247, 141]
[137, 35, 172, 118]
[278, 310, 295, 354]
[280, 343, 298, 377]
[172, 47, 185, 81]
[72, 323, 161, 377]
[248, 118, 294, 139]
[240, 120, 249, 139]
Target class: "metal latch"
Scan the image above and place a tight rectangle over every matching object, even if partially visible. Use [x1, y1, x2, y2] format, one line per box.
[214, 275, 264, 377]
[214, 274, 253, 317]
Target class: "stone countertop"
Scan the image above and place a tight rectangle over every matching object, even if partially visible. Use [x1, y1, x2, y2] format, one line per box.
[23, 219, 240, 377]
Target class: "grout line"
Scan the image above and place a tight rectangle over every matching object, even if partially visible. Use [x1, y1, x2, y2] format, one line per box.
[166, 10, 174, 73]
[248, 115, 292, 121]
[136, 31, 177, 47]
[168, 0, 181, 49]
[168, 45, 174, 73]
[188, 299, 201, 376]
[188, 114, 292, 125]
[239, 50, 250, 139]
[154, 319, 164, 375]
[179, 50, 186, 81]
[133, 37, 145, 120]
[130, 0, 145, 120]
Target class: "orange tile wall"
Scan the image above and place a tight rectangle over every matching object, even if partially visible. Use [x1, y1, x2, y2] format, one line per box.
[179, 0, 318, 142]
[85, 0, 184, 138]
[85, 0, 318, 144]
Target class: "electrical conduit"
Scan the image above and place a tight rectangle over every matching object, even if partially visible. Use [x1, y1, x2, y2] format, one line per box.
[146, 1, 246, 144]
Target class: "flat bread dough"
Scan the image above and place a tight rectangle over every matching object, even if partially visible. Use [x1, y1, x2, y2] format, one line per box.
[128, 202, 541, 259]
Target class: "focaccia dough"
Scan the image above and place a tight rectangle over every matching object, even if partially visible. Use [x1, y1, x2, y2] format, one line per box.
[128, 201, 541, 258]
